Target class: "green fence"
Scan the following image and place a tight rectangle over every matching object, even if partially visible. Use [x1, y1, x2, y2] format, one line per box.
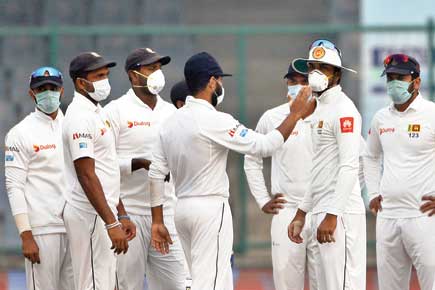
[0, 21, 434, 255]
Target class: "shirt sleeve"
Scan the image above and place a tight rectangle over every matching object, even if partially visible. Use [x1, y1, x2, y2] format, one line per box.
[243, 113, 272, 209]
[4, 129, 31, 216]
[148, 132, 170, 180]
[362, 117, 383, 202]
[326, 111, 362, 216]
[200, 111, 284, 158]
[104, 102, 132, 177]
[65, 116, 96, 161]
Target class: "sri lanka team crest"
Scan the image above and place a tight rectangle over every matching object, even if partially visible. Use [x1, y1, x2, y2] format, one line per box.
[312, 47, 325, 59]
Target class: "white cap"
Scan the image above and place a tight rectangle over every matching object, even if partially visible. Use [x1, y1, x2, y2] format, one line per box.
[292, 44, 357, 74]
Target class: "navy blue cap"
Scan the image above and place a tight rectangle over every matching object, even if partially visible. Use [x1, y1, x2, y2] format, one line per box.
[30, 66, 63, 89]
[284, 64, 307, 79]
[381, 54, 420, 77]
[125, 47, 171, 72]
[170, 80, 190, 106]
[184, 52, 232, 90]
[69, 52, 116, 80]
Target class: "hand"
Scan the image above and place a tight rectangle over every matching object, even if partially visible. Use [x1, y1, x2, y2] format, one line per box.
[317, 214, 337, 244]
[21, 231, 40, 264]
[369, 195, 383, 216]
[120, 219, 136, 241]
[288, 209, 306, 244]
[151, 223, 173, 255]
[107, 225, 129, 255]
[421, 195, 435, 216]
[290, 86, 315, 120]
[262, 193, 287, 214]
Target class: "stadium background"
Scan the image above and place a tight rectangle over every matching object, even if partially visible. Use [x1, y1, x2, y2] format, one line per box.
[0, 0, 434, 289]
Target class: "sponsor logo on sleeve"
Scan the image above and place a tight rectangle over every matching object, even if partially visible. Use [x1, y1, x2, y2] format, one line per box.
[79, 142, 88, 149]
[340, 117, 354, 133]
[127, 121, 151, 128]
[239, 128, 248, 137]
[33, 144, 56, 153]
[228, 124, 241, 137]
[379, 128, 395, 135]
[5, 154, 14, 161]
[408, 124, 420, 138]
[5, 145, 20, 153]
[73, 133, 92, 140]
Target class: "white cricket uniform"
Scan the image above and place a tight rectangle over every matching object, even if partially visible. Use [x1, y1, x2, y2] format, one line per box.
[244, 103, 319, 290]
[4, 109, 73, 290]
[299, 85, 366, 290]
[363, 95, 435, 290]
[149, 96, 285, 290]
[62, 92, 120, 290]
[105, 89, 186, 290]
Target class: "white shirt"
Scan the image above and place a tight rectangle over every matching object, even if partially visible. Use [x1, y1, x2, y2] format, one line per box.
[299, 85, 365, 215]
[105, 89, 176, 215]
[363, 95, 435, 218]
[244, 103, 313, 209]
[63, 92, 120, 215]
[4, 110, 66, 235]
[149, 96, 284, 199]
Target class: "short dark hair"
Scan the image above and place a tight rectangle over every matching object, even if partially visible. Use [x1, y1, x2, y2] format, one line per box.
[186, 75, 212, 96]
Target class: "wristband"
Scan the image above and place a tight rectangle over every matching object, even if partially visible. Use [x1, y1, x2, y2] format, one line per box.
[105, 220, 121, 230]
[118, 215, 130, 221]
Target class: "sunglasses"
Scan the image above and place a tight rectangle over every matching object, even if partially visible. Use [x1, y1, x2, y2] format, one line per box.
[310, 39, 342, 57]
[31, 66, 63, 79]
[383, 54, 418, 68]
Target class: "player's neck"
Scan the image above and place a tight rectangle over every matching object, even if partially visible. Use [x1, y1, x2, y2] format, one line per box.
[133, 88, 157, 110]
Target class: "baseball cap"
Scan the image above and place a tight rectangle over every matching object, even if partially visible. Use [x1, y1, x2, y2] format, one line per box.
[69, 52, 116, 80]
[29, 66, 63, 89]
[125, 47, 171, 72]
[284, 64, 308, 80]
[381, 54, 420, 77]
[170, 80, 191, 106]
[292, 39, 357, 74]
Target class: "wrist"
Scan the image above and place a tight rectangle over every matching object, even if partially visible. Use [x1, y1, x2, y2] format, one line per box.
[325, 213, 337, 220]
[20, 230, 33, 241]
[118, 215, 130, 221]
[295, 209, 307, 219]
[105, 220, 122, 230]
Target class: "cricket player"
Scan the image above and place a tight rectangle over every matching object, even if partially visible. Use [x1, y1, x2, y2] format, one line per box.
[62, 52, 136, 290]
[244, 64, 319, 290]
[4, 67, 74, 290]
[170, 80, 190, 109]
[105, 47, 186, 290]
[148, 51, 314, 290]
[288, 39, 366, 290]
[363, 54, 435, 290]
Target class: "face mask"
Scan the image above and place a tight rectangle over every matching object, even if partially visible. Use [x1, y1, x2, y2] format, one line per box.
[83, 78, 111, 101]
[287, 84, 303, 99]
[387, 79, 415, 105]
[34, 90, 61, 114]
[212, 80, 225, 107]
[308, 70, 329, 92]
[133, 69, 165, 95]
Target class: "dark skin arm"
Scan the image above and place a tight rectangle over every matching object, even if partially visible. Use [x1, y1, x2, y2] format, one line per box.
[151, 205, 173, 255]
[20, 231, 40, 264]
[131, 158, 151, 172]
[74, 157, 128, 254]
[116, 199, 136, 241]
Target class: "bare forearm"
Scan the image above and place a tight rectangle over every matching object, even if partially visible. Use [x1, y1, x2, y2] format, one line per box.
[116, 198, 128, 217]
[151, 205, 164, 224]
[131, 158, 151, 172]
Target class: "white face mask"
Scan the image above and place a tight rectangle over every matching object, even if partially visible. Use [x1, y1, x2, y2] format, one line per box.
[133, 69, 165, 95]
[216, 86, 225, 106]
[84, 78, 111, 102]
[308, 70, 329, 92]
[287, 84, 303, 99]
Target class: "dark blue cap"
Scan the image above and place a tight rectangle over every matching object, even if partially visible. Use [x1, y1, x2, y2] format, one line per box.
[184, 52, 232, 92]
[170, 80, 190, 106]
[284, 63, 307, 80]
[69, 51, 116, 80]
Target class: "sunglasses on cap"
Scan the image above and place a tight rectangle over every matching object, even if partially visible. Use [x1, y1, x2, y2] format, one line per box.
[31, 66, 63, 79]
[309, 39, 342, 57]
[383, 54, 419, 67]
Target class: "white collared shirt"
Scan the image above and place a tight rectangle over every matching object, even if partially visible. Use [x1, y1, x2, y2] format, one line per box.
[5, 109, 66, 235]
[363, 94, 435, 218]
[149, 96, 284, 199]
[299, 85, 365, 215]
[244, 103, 313, 208]
[63, 92, 120, 215]
[104, 89, 176, 215]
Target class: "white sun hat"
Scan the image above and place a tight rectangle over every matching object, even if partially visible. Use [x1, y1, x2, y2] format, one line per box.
[292, 39, 357, 74]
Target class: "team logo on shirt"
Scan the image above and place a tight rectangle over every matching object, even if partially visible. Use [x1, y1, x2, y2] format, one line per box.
[79, 142, 87, 149]
[127, 121, 151, 128]
[408, 124, 420, 138]
[5, 154, 14, 161]
[316, 120, 324, 134]
[73, 133, 92, 140]
[340, 117, 354, 133]
[239, 128, 248, 137]
[105, 120, 111, 128]
[33, 144, 56, 153]
[379, 128, 395, 135]
[100, 128, 107, 136]
[228, 124, 241, 137]
[5, 145, 20, 153]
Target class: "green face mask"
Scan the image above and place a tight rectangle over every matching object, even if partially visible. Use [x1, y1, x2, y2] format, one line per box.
[34, 90, 61, 114]
[387, 79, 415, 105]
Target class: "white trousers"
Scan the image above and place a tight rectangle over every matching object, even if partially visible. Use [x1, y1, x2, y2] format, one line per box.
[117, 214, 187, 290]
[63, 203, 117, 290]
[175, 196, 233, 290]
[312, 212, 366, 290]
[376, 216, 435, 290]
[272, 207, 318, 290]
[25, 233, 74, 290]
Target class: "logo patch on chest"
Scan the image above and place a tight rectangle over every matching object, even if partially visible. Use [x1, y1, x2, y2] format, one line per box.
[127, 121, 151, 128]
[33, 144, 56, 153]
[408, 124, 421, 138]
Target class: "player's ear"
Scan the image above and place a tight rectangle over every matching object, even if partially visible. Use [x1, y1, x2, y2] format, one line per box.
[28, 89, 36, 103]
